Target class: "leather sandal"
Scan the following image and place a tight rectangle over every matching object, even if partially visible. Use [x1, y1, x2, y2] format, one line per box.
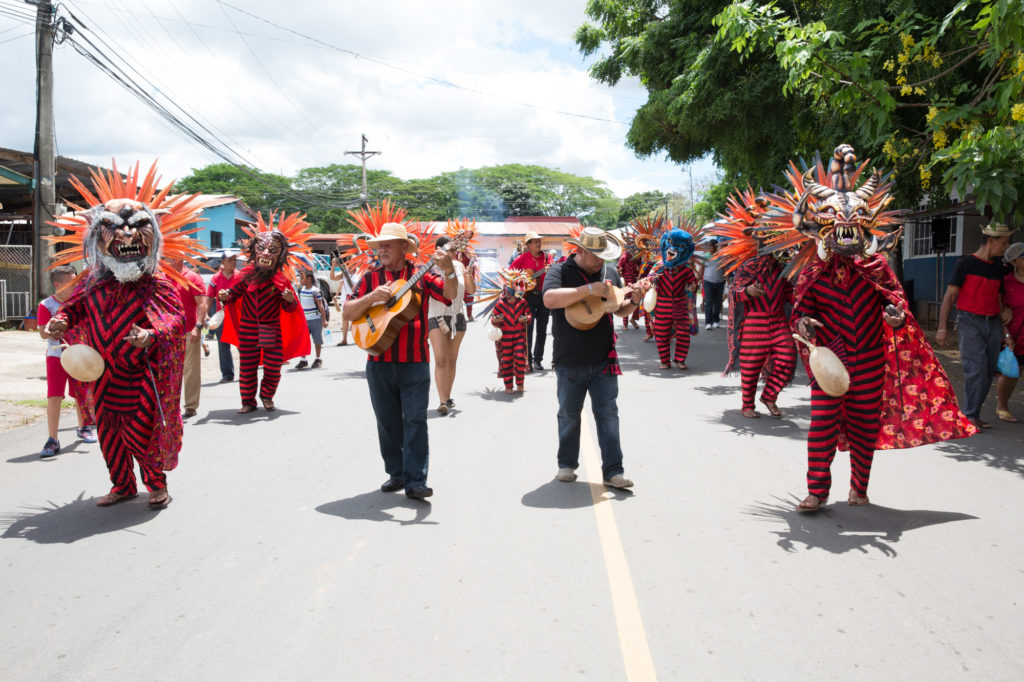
[742, 408, 759, 418]
[238, 404, 257, 414]
[848, 488, 870, 506]
[759, 398, 782, 418]
[261, 398, 276, 412]
[148, 489, 172, 509]
[797, 494, 828, 512]
[96, 490, 137, 507]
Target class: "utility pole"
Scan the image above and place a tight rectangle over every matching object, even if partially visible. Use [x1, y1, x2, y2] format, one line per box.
[32, 0, 57, 300]
[344, 134, 381, 204]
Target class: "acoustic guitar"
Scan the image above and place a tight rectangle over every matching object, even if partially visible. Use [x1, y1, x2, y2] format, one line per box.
[352, 234, 469, 355]
[565, 269, 662, 331]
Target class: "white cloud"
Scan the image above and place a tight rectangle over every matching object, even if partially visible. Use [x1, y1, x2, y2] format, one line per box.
[0, 0, 715, 199]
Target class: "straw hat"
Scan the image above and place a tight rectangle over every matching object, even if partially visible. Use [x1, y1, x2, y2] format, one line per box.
[523, 231, 542, 244]
[1004, 242, 1024, 262]
[981, 222, 1014, 238]
[365, 222, 418, 249]
[566, 227, 623, 261]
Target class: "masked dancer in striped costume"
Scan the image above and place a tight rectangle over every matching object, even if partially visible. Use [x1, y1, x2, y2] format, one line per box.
[754, 144, 975, 512]
[44, 161, 218, 509]
[490, 269, 534, 393]
[219, 212, 312, 414]
[652, 227, 698, 370]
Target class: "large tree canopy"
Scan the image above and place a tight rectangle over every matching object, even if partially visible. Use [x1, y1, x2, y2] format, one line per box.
[577, 0, 1024, 220]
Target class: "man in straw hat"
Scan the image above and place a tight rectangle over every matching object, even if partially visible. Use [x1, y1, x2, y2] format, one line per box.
[510, 231, 552, 371]
[937, 222, 1015, 428]
[542, 227, 651, 489]
[343, 222, 458, 499]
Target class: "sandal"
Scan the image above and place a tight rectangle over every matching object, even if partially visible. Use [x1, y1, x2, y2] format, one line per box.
[504, 387, 514, 394]
[659, 363, 671, 370]
[675, 362, 688, 370]
[848, 489, 869, 506]
[96, 490, 137, 507]
[261, 398, 276, 412]
[759, 398, 782, 418]
[516, 384, 525, 393]
[741, 408, 759, 418]
[238, 404, 257, 414]
[996, 409, 1019, 423]
[148, 489, 172, 509]
[797, 494, 828, 512]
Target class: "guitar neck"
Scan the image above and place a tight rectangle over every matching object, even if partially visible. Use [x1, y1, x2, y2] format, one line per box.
[385, 236, 466, 306]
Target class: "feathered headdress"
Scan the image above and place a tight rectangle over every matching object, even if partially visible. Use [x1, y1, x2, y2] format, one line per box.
[339, 199, 437, 276]
[239, 210, 314, 282]
[708, 186, 765, 275]
[444, 217, 479, 261]
[46, 160, 218, 287]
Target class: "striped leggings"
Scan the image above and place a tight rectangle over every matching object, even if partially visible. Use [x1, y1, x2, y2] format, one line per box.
[239, 340, 284, 407]
[806, 345, 885, 499]
[739, 315, 796, 410]
[654, 307, 690, 364]
[98, 411, 165, 495]
[496, 333, 527, 388]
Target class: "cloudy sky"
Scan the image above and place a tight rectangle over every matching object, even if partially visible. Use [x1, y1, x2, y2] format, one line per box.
[0, 0, 715, 199]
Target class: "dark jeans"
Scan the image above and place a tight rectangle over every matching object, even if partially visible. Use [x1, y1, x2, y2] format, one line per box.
[366, 361, 431, 490]
[215, 324, 234, 380]
[703, 280, 725, 325]
[554, 362, 625, 479]
[525, 292, 550, 365]
[957, 311, 1002, 419]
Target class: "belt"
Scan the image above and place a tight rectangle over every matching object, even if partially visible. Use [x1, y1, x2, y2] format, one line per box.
[960, 310, 1000, 320]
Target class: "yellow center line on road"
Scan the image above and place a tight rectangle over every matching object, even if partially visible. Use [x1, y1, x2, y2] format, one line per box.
[580, 415, 658, 682]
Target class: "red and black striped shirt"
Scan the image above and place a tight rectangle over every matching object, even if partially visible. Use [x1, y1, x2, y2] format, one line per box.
[354, 262, 450, 363]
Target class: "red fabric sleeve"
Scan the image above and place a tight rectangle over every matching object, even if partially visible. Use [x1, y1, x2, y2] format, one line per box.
[422, 272, 452, 305]
[37, 301, 52, 327]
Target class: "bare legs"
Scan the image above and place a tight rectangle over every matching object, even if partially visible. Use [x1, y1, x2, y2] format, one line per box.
[996, 374, 1019, 421]
[429, 329, 465, 405]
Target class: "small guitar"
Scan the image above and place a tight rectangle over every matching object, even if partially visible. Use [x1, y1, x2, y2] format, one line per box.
[565, 270, 662, 331]
[352, 233, 469, 355]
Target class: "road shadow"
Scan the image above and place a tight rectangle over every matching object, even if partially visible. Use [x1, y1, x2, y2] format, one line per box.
[316, 490, 436, 525]
[1, 491, 160, 544]
[331, 369, 367, 381]
[693, 383, 741, 396]
[745, 494, 977, 556]
[521, 479, 633, 510]
[192, 407, 299, 426]
[6, 431, 97, 464]
[714, 409, 808, 441]
[473, 388, 519, 402]
[936, 429, 1024, 479]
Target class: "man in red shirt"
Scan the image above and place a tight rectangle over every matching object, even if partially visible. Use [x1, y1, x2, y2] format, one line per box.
[206, 254, 243, 382]
[170, 259, 208, 418]
[510, 231, 552, 371]
[937, 222, 1014, 428]
[343, 222, 457, 499]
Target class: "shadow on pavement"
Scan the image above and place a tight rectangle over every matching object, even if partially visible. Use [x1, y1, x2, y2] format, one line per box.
[316, 490, 436, 525]
[745, 494, 977, 556]
[472, 388, 519, 402]
[936, 429, 1024, 479]
[191, 407, 299, 426]
[693, 383, 741, 396]
[521, 479, 633, 510]
[7, 437, 95, 464]
[1, 491, 160, 543]
[331, 369, 367, 381]
[715, 409, 808, 441]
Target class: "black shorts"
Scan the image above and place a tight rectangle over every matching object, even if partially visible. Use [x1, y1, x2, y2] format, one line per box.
[428, 313, 467, 333]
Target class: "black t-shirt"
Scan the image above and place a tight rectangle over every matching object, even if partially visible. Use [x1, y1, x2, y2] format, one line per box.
[543, 255, 622, 367]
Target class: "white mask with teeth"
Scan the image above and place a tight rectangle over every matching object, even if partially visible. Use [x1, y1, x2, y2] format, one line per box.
[84, 199, 163, 282]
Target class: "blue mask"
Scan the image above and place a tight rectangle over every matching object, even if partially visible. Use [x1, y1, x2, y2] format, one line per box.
[660, 228, 694, 269]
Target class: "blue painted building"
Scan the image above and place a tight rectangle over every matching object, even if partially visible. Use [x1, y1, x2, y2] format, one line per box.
[183, 196, 258, 251]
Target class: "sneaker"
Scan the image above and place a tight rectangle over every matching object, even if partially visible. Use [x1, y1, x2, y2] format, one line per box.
[713, 322, 720, 329]
[437, 403, 449, 415]
[295, 359, 309, 370]
[76, 426, 97, 443]
[445, 398, 455, 408]
[40, 437, 60, 458]
[705, 323, 712, 330]
[220, 376, 234, 383]
[556, 467, 577, 482]
[311, 358, 322, 369]
[534, 360, 544, 371]
[604, 474, 634, 489]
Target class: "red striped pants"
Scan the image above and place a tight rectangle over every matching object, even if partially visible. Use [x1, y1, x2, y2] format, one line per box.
[98, 411, 165, 494]
[654, 305, 690, 364]
[739, 314, 796, 410]
[238, 339, 284, 407]
[806, 345, 885, 498]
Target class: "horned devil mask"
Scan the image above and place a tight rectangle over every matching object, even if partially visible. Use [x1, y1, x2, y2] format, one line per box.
[85, 199, 165, 282]
[660, 228, 694, 270]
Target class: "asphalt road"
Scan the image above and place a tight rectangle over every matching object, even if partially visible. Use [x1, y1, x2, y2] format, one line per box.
[2, 318, 1023, 681]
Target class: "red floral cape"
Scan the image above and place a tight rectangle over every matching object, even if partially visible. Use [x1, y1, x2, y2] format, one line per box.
[793, 255, 976, 450]
[221, 269, 311, 362]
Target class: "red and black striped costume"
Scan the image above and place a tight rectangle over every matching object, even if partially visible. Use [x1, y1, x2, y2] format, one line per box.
[221, 267, 305, 408]
[728, 255, 796, 411]
[51, 274, 185, 496]
[792, 256, 889, 500]
[617, 252, 640, 329]
[653, 266, 697, 364]
[492, 294, 531, 389]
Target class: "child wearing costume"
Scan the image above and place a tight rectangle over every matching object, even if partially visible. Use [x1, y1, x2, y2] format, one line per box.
[491, 269, 534, 393]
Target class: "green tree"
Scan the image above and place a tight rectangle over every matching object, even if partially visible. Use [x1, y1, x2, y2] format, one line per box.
[619, 190, 670, 222]
[175, 163, 297, 214]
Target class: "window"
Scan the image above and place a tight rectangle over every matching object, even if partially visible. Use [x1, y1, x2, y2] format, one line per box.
[210, 231, 223, 249]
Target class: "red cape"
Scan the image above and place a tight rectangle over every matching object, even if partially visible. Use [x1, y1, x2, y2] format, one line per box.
[221, 269, 311, 362]
[793, 255, 977, 450]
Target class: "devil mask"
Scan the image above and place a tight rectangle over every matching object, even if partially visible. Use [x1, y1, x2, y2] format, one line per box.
[85, 199, 164, 283]
[660, 228, 694, 270]
[246, 229, 289, 280]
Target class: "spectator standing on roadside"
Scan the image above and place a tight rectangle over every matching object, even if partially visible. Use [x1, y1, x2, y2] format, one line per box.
[937, 223, 1014, 429]
[995, 242, 1024, 422]
[296, 270, 327, 369]
[702, 238, 727, 329]
[206, 254, 243, 382]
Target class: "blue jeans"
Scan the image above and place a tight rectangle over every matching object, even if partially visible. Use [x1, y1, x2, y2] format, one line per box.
[703, 280, 725, 325]
[366, 361, 431, 490]
[554, 362, 625, 479]
[215, 325, 234, 380]
[957, 311, 1002, 419]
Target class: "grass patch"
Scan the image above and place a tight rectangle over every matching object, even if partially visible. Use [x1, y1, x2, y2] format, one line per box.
[13, 398, 75, 409]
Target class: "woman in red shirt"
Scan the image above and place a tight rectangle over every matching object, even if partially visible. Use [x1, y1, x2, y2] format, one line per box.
[996, 242, 1024, 421]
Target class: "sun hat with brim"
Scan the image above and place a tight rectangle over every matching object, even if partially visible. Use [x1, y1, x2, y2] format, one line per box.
[1004, 242, 1024, 262]
[566, 227, 623, 261]
[523, 231, 542, 244]
[982, 223, 1014, 238]
[365, 222, 418, 249]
